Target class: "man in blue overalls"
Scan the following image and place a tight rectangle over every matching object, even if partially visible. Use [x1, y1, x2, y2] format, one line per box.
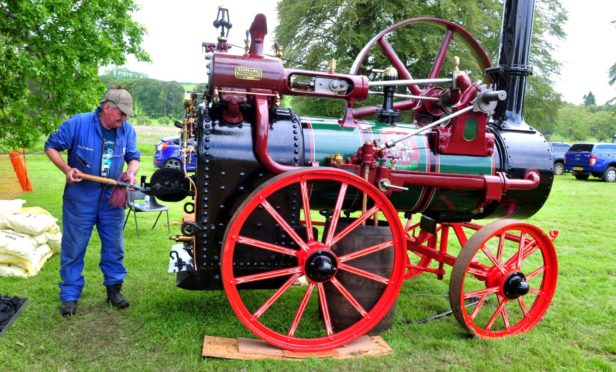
[45, 87, 140, 316]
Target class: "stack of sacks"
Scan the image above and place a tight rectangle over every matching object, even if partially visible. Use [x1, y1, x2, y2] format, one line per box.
[0, 199, 61, 277]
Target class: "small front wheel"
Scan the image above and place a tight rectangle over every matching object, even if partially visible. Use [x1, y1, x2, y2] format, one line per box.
[449, 219, 558, 338]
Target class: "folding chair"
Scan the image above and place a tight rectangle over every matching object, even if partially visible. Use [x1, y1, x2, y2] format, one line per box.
[123, 190, 170, 238]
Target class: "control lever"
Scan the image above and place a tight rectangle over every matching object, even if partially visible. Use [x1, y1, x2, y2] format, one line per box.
[378, 178, 409, 192]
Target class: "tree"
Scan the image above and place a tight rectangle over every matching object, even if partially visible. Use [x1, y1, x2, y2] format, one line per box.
[100, 74, 186, 118]
[275, 0, 566, 131]
[103, 67, 148, 79]
[583, 91, 596, 106]
[159, 81, 185, 117]
[0, 0, 149, 150]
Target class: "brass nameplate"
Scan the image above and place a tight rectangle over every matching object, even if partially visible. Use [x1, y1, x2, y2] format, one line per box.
[235, 67, 262, 81]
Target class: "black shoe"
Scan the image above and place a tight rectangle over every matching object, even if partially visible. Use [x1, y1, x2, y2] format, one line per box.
[106, 282, 129, 309]
[61, 301, 78, 317]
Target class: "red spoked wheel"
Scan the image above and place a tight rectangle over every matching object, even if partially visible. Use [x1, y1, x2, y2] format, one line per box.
[449, 219, 558, 338]
[349, 17, 492, 119]
[221, 168, 406, 351]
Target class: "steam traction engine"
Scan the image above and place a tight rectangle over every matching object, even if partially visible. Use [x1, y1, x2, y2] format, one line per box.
[153, 0, 558, 351]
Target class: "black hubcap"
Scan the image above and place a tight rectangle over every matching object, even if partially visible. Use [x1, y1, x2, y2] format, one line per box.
[305, 250, 337, 282]
[503, 271, 529, 299]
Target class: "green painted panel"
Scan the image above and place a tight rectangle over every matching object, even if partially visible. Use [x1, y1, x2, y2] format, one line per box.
[463, 117, 478, 141]
[301, 116, 497, 214]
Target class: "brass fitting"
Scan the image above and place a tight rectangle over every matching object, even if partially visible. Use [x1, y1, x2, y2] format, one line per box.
[329, 152, 344, 165]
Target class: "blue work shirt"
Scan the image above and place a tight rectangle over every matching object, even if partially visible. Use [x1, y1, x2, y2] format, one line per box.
[45, 108, 140, 201]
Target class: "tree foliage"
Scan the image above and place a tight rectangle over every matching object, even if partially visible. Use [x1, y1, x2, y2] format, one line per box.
[0, 0, 149, 150]
[583, 91, 596, 106]
[274, 0, 566, 131]
[100, 74, 186, 119]
[554, 103, 616, 142]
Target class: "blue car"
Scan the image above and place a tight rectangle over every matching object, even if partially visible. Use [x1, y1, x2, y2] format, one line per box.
[549, 141, 570, 175]
[564, 143, 616, 182]
[153, 136, 197, 171]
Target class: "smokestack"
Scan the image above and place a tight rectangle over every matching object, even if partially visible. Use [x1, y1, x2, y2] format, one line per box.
[489, 0, 536, 128]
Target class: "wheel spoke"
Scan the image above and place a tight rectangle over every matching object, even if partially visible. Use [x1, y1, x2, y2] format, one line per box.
[378, 37, 421, 95]
[324, 183, 348, 246]
[526, 265, 545, 281]
[339, 263, 390, 285]
[300, 180, 314, 242]
[237, 236, 298, 257]
[466, 262, 490, 280]
[428, 27, 454, 79]
[254, 273, 302, 318]
[470, 294, 488, 320]
[261, 199, 309, 251]
[504, 240, 539, 269]
[464, 285, 500, 300]
[516, 232, 527, 270]
[288, 282, 316, 336]
[528, 287, 543, 296]
[317, 283, 333, 335]
[496, 232, 505, 261]
[331, 205, 379, 246]
[500, 297, 510, 329]
[339, 240, 393, 263]
[481, 245, 507, 274]
[235, 267, 301, 285]
[486, 295, 507, 330]
[517, 297, 529, 316]
[330, 277, 368, 316]
[452, 224, 469, 246]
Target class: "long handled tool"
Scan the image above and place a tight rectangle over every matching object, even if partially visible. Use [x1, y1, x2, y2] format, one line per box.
[76, 171, 147, 207]
[76, 171, 146, 192]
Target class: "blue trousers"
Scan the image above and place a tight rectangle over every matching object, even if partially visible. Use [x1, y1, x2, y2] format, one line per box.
[59, 188, 126, 302]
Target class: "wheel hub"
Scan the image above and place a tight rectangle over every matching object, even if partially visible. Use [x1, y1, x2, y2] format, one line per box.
[503, 271, 529, 299]
[304, 250, 338, 282]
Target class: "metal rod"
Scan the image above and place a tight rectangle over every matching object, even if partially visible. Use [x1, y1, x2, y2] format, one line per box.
[369, 78, 452, 87]
[380, 105, 474, 150]
[368, 90, 440, 101]
[217, 89, 278, 97]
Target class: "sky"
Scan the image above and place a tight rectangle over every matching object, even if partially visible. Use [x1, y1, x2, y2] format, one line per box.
[120, 0, 616, 105]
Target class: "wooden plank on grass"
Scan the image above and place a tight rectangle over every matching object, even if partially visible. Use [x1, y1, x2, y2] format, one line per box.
[202, 335, 393, 360]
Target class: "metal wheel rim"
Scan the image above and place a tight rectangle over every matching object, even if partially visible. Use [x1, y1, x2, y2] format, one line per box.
[554, 163, 564, 175]
[164, 158, 182, 169]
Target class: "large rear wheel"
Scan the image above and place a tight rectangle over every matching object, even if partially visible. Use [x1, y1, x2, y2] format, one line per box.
[221, 168, 406, 351]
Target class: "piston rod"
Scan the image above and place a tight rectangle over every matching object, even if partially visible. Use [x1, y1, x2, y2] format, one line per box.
[369, 77, 453, 87]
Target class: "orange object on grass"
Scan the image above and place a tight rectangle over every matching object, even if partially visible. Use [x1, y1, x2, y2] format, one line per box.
[9, 149, 33, 192]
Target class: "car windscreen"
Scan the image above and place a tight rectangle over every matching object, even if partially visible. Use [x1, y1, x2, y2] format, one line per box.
[568, 144, 594, 152]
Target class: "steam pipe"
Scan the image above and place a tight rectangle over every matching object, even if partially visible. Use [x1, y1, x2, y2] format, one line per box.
[254, 96, 297, 174]
[489, 0, 536, 127]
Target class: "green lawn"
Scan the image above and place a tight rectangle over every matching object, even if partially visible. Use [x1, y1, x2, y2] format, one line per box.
[1, 147, 615, 370]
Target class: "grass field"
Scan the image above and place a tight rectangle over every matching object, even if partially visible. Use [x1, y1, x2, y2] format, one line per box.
[1, 131, 615, 370]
